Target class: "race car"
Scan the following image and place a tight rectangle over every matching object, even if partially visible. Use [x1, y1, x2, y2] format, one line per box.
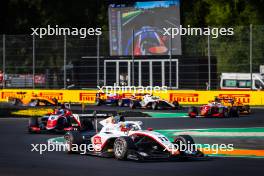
[188, 98, 240, 118]
[64, 116, 204, 161]
[118, 93, 149, 107]
[129, 94, 180, 110]
[95, 92, 146, 107]
[217, 97, 251, 114]
[95, 93, 130, 106]
[8, 92, 58, 107]
[28, 107, 109, 134]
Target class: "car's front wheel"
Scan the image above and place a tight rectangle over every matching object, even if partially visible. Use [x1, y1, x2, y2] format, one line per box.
[28, 117, 39, 133]
[188, 106, 198, 118]
[129, 100, 136, 109]
[114, 137, 135, 160]
[229, 107, 240, 118]
[152, 102, 158, 110]
[64, 131, 84, 154]
[244, 105, 251, 113]
[174, 135, 203, 157]
[95, 98, 102, 106]
[118, 99, 124, 107]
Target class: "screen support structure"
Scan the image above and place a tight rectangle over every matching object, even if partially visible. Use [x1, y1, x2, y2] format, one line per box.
[104, 59, 178, 88]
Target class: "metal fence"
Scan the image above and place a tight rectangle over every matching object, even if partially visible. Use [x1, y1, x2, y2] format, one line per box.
[0, 25, 263, 90]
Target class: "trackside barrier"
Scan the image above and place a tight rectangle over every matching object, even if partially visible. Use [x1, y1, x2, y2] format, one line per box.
[0, 89, 263, 105]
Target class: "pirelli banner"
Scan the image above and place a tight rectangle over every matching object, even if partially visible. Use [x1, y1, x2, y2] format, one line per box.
[0, 89, 97, 104]
[159, 91, 254, 105]
[0, 89, 263, 105]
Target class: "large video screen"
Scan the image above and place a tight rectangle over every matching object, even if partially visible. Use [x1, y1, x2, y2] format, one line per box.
[109, 0, 181, 56]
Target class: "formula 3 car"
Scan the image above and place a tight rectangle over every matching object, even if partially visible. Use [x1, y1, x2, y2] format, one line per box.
[188, 99, 239, 118]
[129, 94, 180, 110]
[64, 117, 204, 161]
[217, 97, 251, 114]
[95, 93, 131, 106]
[95, 92, 149, 107]
[28, 108, 110, 134]
[8, 92, 58, 107]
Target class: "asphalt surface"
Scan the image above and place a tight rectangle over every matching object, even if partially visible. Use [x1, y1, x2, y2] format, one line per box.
[0, 106, 263, 176]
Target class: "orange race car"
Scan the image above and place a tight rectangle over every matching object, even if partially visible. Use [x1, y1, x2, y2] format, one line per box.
[8, 92, 58, 107]
[214, 97, 251, 114]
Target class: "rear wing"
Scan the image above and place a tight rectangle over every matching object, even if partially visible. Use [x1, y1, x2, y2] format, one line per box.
[73, 111, 113, 119]
[73, 111, 114, 133]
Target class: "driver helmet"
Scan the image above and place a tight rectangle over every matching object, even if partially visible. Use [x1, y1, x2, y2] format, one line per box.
[58, 109, 65, 115]
[125, 123, 133, 130]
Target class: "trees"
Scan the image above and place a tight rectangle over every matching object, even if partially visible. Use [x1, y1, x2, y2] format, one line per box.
[182, 0, 264, 73]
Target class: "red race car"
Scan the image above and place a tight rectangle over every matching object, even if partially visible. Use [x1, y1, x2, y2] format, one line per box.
[188, 99, 239, 118]
[28, 107, 109, 134]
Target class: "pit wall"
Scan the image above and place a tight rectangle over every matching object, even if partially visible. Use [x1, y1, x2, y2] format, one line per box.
[0, 89, 263, 105]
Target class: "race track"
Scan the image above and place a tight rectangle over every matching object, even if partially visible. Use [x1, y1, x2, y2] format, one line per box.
[0, 106, 263, 176]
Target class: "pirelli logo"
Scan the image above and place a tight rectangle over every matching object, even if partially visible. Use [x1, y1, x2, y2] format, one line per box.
[219, 94, 250, 103]
[1, 92, 25, 99]
[121, 93, 133, 98]
[38, 92, 63, 100]
[169, 93, 199, 102]
[79, 93, 96, 102]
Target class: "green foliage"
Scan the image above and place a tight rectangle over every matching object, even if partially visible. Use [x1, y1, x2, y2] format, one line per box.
[182, 0, 264, 74]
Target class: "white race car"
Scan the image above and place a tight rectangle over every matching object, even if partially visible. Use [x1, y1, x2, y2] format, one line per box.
[129, 94, 180, 110]
[64, 116, 204, 161]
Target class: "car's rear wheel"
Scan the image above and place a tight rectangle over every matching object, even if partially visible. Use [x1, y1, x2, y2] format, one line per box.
[64, 131, 84, 154]
[81, 119, 94, 131]
[152, 102, 158, 110]
[114, 137, 136, 160]
[56, 117, 67, 131]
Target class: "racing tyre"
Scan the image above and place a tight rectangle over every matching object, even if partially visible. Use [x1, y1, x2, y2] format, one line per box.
[229, 107, 240, 118]
[118, 99, 124, 107]
[223, 109, 229, 118]
[64, 131, 84, 154]
[174, 135, 203, 157]
[81, 119, 94, 131]
[130, 101, 136, 109]
[173, 101, 180, 109]
[244, 105, 251, 113]
[28, 117, 39, 133]
[9, 98, 21, 106]
[56, 117, 67, 131]
[114, 137, 136, 160]
[219, 107, 229, 118]
[152, 102, 158, 110]
[95, 98, 102, 106]
[188, 107, 198, 118]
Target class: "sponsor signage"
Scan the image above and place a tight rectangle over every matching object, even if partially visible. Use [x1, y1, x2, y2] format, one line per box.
[169, 93, 199, 103]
